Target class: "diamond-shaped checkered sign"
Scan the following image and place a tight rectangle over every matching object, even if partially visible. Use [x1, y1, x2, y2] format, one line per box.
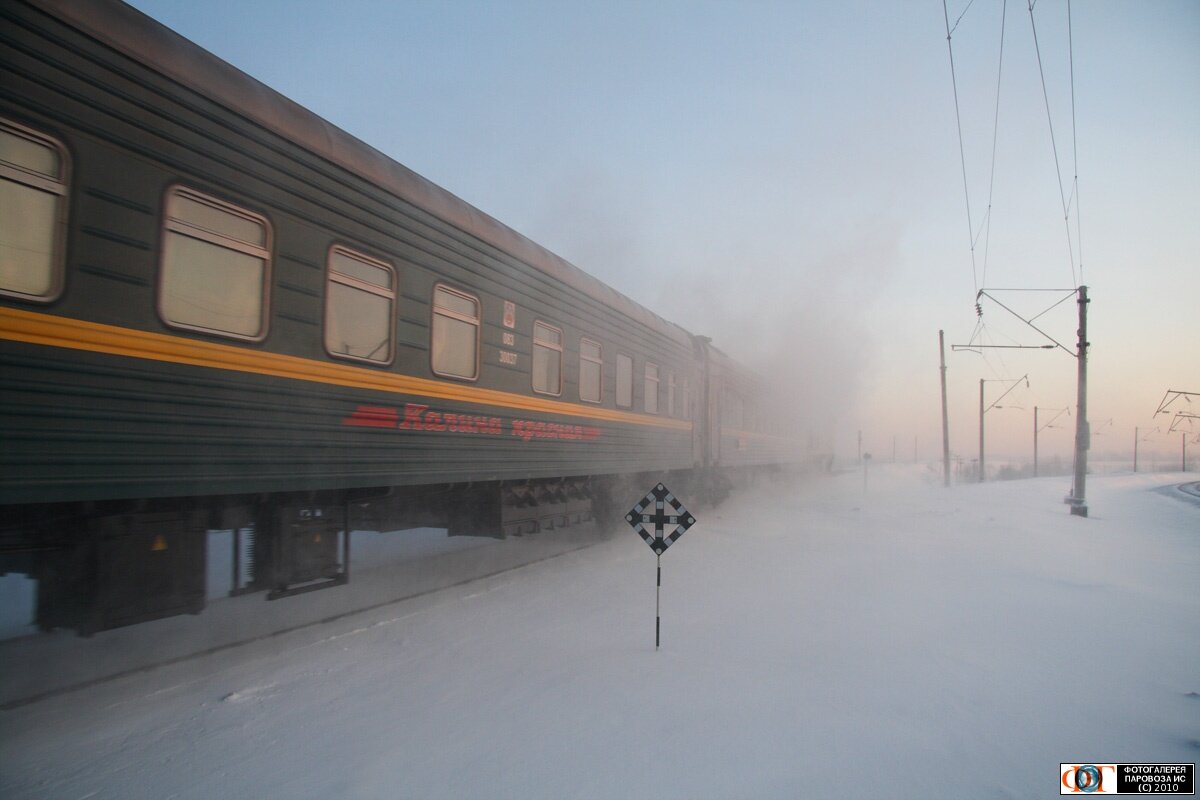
[626, 483, 695, 555]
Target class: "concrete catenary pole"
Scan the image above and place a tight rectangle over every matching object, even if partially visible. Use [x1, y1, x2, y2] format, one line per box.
[979, 377, 985, 483]
[1034, 406, 1039, 478]
[939, 330, 950, 487]
[1070, 286, 1090, 517]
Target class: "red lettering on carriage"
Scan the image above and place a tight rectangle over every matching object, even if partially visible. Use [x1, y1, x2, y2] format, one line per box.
[511, 419, 600, 443]
[342, 403, 599, 442]
[393, 403, 499, 434]
[398, 403, 429, 430]
[341, 405, 399, 429]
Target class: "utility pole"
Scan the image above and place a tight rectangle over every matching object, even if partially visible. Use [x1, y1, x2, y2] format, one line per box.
[940, 330, 950, 487]
[1035, 407, 1070, 480]
[979, 378, 985, 482]
[1155, 392, 1198, 472]
[1070, 286, 1090, 517]
[953, 287, 1091, 517]
[1034, 406, 1039, 478]
[979, 374, 1029, 485]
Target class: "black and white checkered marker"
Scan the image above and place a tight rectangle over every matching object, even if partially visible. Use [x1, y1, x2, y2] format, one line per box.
[626, 483, 695, 650]
[626, 483, 695, 555]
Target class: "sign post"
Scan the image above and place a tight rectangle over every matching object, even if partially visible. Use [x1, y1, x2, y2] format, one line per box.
[626, 483, 695, 650]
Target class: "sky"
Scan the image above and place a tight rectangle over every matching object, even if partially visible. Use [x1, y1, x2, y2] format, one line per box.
[123, 0, 1199, 467]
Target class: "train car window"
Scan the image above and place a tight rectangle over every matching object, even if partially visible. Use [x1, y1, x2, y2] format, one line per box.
[644, 362, 660, 414]
[616, 353, 633, 408]
[579, 338, 602, 404]
[531, 321, 563, 396]
[325, 246, 395, 364]
[159, 186, 271, 340]
[431, 284, 479, 380]
[667, 372, 677, 418]
[0, 119, 69, 301]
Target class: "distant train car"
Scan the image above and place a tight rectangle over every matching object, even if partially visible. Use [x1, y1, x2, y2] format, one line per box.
[0, 0, 806, 634]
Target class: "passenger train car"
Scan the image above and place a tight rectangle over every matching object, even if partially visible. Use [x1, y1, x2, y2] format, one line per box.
[0, 0, 806, 634]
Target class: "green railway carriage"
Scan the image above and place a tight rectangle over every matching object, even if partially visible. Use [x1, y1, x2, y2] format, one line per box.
[0, 0, 800, 634]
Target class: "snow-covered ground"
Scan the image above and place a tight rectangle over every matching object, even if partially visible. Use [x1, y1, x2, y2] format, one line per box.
[1, 468, 1197, 799]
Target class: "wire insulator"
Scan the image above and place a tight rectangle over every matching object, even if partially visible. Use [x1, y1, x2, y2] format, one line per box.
[975, 303, 983, 317]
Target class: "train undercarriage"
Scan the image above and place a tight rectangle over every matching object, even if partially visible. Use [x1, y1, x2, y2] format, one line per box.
[0, 472, 729, 638]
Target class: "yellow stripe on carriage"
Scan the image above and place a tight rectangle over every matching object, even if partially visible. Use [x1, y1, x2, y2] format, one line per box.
[0, 306, 693, 431]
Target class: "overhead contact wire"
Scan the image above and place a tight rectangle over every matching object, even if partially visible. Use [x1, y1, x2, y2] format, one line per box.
[948, 0, 978, 36]
[980, 0, 1008, 290]
[943, 0, 979, 294]
[1068, 0, 1082, 283]
[1027, 0, 1078, 288]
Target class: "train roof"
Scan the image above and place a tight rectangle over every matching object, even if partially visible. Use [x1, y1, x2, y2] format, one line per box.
[34, 0, 696, 349]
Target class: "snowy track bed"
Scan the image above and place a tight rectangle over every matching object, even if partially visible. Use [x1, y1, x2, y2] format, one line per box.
[0, 524, 609, 709]
[1, 469, 1197, 799]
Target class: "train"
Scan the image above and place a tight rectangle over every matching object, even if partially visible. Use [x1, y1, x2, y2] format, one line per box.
[0, 0, 811, 635]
